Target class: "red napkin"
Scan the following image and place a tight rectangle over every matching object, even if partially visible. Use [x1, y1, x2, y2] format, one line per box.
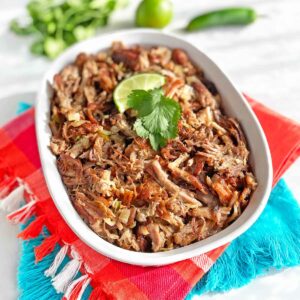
[0, 96, 299, 300]
[247, 97, 300, 185]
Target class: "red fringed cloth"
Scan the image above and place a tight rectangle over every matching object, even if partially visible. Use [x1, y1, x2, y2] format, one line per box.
[0, 96, 299, 299]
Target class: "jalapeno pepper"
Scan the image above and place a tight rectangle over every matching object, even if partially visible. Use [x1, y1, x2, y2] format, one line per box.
[186, 7, 257, 32]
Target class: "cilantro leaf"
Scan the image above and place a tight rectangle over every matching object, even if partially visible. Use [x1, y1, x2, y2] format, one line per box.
[160, 98, 181, 138]
[143, 97, 181, 135]
[133, 119, 150, 138]
[149, 133, 167, 151]
[142, 105, 169, 134]
[127, 88, 162, 117]
[127, 87, 181, 150]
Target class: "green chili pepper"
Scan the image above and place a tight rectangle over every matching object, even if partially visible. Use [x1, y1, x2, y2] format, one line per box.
[186, 7, 257, 32]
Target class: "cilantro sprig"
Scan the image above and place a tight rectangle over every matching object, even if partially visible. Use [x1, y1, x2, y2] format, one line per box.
[127, 88, 181, 150]
[10, 0, 125, 58]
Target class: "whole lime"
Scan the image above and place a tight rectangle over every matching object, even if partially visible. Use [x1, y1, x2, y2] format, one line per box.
[135, 0, 173, 29]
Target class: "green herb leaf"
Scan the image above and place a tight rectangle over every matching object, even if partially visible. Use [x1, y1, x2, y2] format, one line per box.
[10, 20, 36, 35]
[127, 88, 162, 117]
[10, 0, 120, 58]
[127, 88, 181, 151]
[44, 37, 66, 59]
[133, 119, 150, 139]
[30, 39, 45, 55]
[149, 133, 167, 151]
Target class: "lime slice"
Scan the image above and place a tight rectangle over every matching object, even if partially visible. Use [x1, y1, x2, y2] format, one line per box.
[113, 73, 165, 113]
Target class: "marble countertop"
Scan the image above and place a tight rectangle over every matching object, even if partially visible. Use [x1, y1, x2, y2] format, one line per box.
[0, 0, 299, 299]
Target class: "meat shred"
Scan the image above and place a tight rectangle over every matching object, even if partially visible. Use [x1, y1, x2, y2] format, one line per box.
[49, 42, 257, 252]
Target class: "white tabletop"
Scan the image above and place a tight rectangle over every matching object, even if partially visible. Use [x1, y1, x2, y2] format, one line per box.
[0, 0, 299, 299]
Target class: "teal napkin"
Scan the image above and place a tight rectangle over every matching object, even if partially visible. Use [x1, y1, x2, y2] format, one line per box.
[188, 179, 300, 298]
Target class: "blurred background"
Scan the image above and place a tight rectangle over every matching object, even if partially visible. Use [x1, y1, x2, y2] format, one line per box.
[0, 0, 299, 299]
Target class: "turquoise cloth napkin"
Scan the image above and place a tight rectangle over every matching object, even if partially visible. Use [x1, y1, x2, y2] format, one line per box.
[188, 179, 300, 298]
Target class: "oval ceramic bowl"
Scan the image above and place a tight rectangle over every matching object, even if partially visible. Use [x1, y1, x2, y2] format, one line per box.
[36, 29, 272, 266]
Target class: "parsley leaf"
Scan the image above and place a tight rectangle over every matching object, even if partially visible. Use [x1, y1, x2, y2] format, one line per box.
[127, 88, 181, 150]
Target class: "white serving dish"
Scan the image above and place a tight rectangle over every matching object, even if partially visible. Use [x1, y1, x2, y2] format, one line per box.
[36, 29, 272, 266]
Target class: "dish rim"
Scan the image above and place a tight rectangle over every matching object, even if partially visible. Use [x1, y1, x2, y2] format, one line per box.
[35, 29, 273, 266]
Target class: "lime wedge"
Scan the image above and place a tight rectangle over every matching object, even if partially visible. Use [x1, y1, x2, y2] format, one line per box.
[113, 73, 165, 113]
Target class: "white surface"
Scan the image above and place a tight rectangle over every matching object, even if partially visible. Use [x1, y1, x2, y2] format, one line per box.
[0, 0, 299, 298]
[36, 30, 272, 266]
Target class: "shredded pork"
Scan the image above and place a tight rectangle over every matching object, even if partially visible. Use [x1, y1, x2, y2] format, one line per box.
[49, 42, 257, 252]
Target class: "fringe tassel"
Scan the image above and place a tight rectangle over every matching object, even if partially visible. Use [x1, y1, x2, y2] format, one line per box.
[63, 274, 91, 300]
[17, 215, 46, 240]
[0, 176, 17, 198]
[0, 175, 93, 298]
[0, 184, 25, 212]
[7, 199, 36, 224]
[51, 248, 82, 294]
[45, 245, 69, 278]
[35, 234, 60, 263]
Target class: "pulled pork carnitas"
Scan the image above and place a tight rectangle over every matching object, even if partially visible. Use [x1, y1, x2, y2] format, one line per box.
[49, 42, 257, 252]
